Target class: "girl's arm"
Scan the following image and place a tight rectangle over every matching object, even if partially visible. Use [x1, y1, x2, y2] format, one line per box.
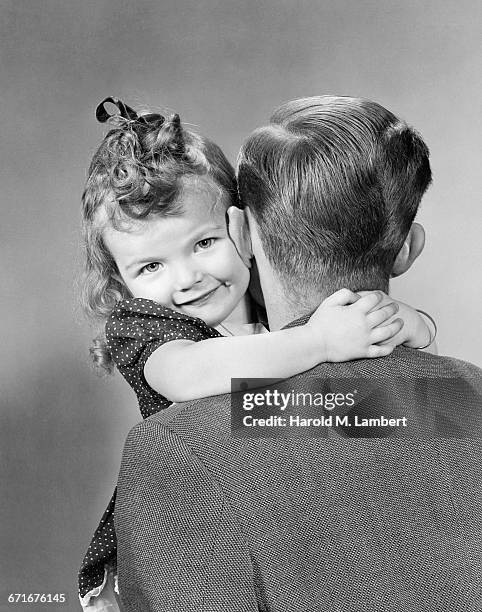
[144, 289, 403, 403]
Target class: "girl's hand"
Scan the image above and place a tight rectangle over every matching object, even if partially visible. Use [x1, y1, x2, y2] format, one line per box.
[357, 292, 435, 351]
[305, 288, 404, 362]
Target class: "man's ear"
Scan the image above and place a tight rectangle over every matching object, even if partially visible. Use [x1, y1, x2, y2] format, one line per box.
[227, 206, 252, 267]
[391, 222, 425, 277]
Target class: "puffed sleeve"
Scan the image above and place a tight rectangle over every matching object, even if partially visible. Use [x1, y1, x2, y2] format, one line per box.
[106, 298, 221, 418]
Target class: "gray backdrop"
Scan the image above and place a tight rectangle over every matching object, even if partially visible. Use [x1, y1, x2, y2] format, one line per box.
[1, 0, 481, 608]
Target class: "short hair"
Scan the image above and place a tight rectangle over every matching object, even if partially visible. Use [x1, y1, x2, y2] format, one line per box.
[237, 96, 432, 298]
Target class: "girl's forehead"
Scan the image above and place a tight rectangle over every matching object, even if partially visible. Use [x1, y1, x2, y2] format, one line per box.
[103, 176, 227, 242]
[177, 175, 227, 219]
[99, 175, 227, 236]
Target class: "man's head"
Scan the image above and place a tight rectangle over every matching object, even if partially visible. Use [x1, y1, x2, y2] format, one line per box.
[237, 96, 432, 322]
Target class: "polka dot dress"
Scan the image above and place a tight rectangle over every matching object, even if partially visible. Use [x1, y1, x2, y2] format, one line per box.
[78, 298, 221, 604]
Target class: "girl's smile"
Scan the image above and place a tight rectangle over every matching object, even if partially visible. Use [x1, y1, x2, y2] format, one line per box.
[103, 177, 251, 327]
[175, 284, 222, 307]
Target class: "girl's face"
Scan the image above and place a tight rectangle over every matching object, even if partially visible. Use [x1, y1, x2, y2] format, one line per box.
[103, 177, 251, 327]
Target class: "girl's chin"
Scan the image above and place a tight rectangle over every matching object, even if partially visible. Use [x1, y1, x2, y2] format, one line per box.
[171, 285, 249, 327]
[177, 304, 233, 327]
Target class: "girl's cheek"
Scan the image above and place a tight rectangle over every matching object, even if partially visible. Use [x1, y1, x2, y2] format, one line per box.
[209, 244, 232, 272]
[224, 239, 247, 266]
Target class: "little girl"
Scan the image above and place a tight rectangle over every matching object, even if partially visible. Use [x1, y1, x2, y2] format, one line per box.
[78, 97, 435, 610]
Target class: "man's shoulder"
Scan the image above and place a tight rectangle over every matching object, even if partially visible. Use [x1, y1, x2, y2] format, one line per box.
[306, 348, 482, 379]
[126, 350, 482, 444]
[437, 353, 482, 378]
[127, 393, 231, 442]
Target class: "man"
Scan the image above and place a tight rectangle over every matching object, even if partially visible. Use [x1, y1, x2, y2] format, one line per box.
[115, 96, 482, 611]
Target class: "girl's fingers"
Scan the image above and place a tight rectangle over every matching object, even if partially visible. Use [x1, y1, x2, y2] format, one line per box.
[359, 290, 392, 308]
[322, 288, 360, 306]
[353, 291, 382, 313]
[370, 318, 404, 343]
[367, 302, 399, 327]
[367, 344, 395, 358]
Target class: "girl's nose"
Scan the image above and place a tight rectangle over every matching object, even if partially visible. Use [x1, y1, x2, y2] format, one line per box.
[172, 264, 203, 291]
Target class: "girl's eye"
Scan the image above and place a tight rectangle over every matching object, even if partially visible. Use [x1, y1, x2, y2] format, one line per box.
[196, 238, 215, 250]
[141, 262, 161, 274]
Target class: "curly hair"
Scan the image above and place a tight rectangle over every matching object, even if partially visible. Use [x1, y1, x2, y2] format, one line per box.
[81, 105, 238, 372]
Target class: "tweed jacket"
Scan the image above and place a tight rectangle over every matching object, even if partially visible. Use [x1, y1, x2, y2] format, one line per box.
[115, 347, 482, 612]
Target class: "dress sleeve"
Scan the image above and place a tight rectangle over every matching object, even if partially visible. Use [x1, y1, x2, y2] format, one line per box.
[105, 298, 221, 417]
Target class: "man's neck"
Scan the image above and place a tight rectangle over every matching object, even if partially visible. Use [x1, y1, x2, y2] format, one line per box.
[264, 297, 304, 331]
[261, 275, 327, 331]
[252, 253, 322, 330]
[265, 293, 323, 330]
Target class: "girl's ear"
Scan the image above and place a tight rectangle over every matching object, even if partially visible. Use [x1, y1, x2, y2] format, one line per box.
[391, 222, 425, 277]
[227, 206, 253, 267]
